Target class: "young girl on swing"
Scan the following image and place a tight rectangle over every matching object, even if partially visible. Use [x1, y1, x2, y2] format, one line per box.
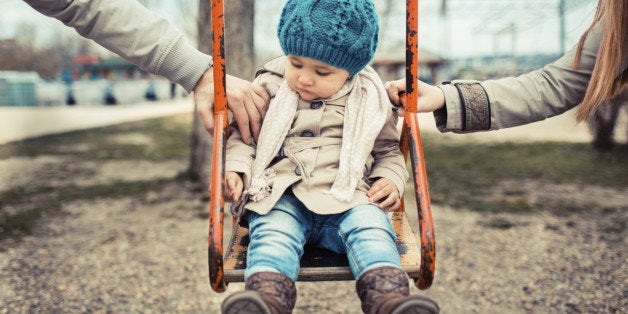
[222, 1, 439, 313]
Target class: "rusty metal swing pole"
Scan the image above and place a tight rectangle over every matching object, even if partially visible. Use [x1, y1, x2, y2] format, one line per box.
[207, 0, 228, 293]
[404, 0, 436, 290]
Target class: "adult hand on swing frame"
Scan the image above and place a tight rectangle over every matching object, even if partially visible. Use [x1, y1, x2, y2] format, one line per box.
[194, 68, 271, 145]
[384, 78, 446, 116]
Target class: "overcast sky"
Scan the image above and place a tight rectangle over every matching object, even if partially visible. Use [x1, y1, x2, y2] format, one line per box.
[1, 0, 598, 59]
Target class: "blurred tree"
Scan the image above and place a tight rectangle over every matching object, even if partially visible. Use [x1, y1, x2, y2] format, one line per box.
[588, 89, 627, 151]
[189, 0, 255, 186]
[377, 0, 397, 52]
[0, 22, 37, 73]
[0, 20, 95, 79]
[139, 0, 199, 41]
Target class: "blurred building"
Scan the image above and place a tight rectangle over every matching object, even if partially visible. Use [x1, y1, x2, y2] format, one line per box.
[372, 48, 447, 84]
[0, 71, 39, 106]
[71, 55, 147, 81]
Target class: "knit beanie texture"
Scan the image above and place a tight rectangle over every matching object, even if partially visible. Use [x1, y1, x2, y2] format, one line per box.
[277, 0, 379, 76]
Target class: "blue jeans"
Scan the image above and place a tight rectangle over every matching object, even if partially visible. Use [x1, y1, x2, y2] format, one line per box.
[245, 193, 401, 281]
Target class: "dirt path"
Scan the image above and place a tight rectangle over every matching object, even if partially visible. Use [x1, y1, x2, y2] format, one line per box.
[0, 100, 193, 145]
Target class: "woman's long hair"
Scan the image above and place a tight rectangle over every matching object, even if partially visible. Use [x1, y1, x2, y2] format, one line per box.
[573, 0, 626, 122]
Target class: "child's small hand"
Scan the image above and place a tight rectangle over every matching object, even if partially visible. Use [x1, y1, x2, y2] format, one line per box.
[367, 178, 401, 212]
[224, 171, 244, 202]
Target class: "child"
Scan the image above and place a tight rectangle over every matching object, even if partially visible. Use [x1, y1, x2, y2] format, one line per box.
[221, 0, 439, 313]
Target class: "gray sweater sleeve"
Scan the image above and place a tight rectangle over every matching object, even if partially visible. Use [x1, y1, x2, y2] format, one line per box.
[435, 19, 613, 133]
[22, 0, 212, 92]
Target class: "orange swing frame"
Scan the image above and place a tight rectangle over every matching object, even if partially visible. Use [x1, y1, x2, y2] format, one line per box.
[207, 0, 434, 293]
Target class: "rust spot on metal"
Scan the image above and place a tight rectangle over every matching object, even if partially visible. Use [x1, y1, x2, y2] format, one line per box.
[207, 0, 229, 294]
[405, 0, 419, 113]
[404, 0, 436, 290]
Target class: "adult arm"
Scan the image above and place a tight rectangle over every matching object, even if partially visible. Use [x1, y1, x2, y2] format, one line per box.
[23, 0, 209, 92]
[387, 19, 624, 133]
[23, 0, 269, 143]
[436, 20, 610, 132]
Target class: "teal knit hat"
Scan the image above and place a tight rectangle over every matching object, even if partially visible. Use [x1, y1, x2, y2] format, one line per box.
[277, 0, 379, 76]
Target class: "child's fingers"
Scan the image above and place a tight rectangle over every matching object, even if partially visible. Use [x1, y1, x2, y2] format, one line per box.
[378, 195, 393, 209]
[379, 193, 399, 210]
[369, 182, 398, 203]
[368, 189, 387, 203]
[387, 197, 401, 212]
[367, 181, 385, 200]
[232, 179, 243, 202]
[224, 174, 241, 201]
[223, 178, 233, 200]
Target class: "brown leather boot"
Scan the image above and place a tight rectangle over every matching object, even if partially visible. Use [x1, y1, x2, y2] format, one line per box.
[221, 272, 297, 314]
[356, 266, 440, 314]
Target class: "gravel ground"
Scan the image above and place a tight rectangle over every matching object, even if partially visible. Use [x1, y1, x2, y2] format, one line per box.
[0, 116, 626, 313]
[1, 176, 625, 313]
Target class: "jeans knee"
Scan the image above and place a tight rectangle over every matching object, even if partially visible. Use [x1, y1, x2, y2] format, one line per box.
[339, 205, 396, 240]
[245, 196, 310, 281]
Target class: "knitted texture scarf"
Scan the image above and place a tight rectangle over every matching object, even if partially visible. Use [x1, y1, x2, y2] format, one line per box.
[244, 66, 390, 203]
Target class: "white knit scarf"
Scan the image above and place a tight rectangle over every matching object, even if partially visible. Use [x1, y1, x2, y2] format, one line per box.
[244, 66, 390, 203]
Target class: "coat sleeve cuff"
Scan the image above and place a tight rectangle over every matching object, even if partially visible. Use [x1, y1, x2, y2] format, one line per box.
[226, 160, 252, 178]
[436, 81, 491, 132]
[435, 84, 462, 132]
[156, 36, 213, 93]
[454, 81, 491, 131]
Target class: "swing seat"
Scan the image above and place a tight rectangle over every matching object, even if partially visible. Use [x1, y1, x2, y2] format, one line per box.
[223, 211, 421, 282]
[207, 0, 433, 294]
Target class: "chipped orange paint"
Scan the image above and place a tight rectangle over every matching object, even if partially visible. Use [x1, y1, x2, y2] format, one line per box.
[404, 115, 435, 290]
[405, 0, 419, 113]
[405, 0, 436, 290]
[208, 0, 228, 293]
[211, 0, 226, 113]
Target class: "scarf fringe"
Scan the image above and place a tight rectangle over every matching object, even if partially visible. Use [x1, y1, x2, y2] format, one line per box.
[244, 168, 277, 202]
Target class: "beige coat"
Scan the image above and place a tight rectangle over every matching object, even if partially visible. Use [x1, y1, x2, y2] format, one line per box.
[226, 57, 408, 215]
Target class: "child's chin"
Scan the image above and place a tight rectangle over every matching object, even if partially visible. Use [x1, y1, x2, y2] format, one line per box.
[298, 94, 315, 101]
[297, 91, 317, 101]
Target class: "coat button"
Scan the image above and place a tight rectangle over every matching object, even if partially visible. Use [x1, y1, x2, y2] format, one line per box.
[310, 101, 323, 109]
[294, 166, 301, 176]
[301, 130, 315, 137]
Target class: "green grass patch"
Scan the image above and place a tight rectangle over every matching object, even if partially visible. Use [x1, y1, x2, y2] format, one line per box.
[0, 114, 192, 161]
[421, 135, 627, 213]
[424, 139, 626, 188]
[0, 114, 196, 243]
[0, 179, 178, 242]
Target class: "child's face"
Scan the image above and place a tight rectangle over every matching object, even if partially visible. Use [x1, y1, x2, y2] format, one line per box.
[285, 55, 350, 101]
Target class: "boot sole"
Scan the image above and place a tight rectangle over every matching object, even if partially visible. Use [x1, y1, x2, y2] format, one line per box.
[221, 291, 272, 314]
[392, 295, 440, 314]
